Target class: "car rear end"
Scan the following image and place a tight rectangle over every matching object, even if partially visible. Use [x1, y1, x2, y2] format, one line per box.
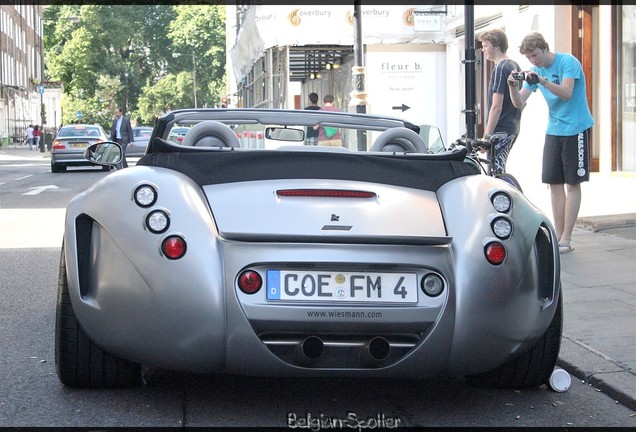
[63, 109, 560, 383]
[51, 125, 108, 172]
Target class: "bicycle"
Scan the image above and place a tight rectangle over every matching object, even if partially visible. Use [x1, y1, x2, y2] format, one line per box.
[450, 135, 523, 192]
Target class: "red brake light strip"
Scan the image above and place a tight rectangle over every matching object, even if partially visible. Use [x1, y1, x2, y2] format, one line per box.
[276, 189, 376, 198]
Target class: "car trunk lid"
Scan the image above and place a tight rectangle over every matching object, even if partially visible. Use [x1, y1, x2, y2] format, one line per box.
[203, 179, 448, 243]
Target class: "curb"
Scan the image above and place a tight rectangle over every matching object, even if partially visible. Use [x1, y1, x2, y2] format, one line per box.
[558, 337, 636, 412]
[575, 213, 636, 232]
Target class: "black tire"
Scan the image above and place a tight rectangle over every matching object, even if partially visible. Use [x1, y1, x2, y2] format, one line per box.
[55, 244, 141, 388]
[465, 290, 562, 389]
[51, 163, 60, 173]
[496, 172, 523, 192]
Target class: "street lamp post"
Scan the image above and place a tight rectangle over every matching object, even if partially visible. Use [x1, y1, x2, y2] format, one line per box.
[172, 52, 197, 108]
[124, 71, 129, 112]
[349, 1, 367, 151]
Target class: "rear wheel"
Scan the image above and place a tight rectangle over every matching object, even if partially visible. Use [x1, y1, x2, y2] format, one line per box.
[51, 163, 61, 173]
[465, 290, 562, 389]
[55, 244, 141, 388]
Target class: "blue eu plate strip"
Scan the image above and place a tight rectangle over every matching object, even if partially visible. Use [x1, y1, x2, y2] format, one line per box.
[266, 270, 280, 300]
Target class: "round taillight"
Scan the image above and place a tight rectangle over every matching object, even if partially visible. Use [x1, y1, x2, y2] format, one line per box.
[238, 270, 262, 294]
[485, 242, 506, 265]
[146, 210, 169, 234]
[421, 273, 444, 297]
[134, 184, 157, 207]
[491, 217, 513, 239]
[162, 236, 186, 259]
[491, 192, 511, 213]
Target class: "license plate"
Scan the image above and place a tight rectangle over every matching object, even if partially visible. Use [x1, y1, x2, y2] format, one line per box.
[71, 143, 88, 148]
[266, 270, 417, 303]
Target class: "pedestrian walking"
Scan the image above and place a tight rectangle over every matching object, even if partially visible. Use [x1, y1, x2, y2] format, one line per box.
[508, 32, 594, 254]
[25, 124, 34, 150]
[478, 29, 523, 176]
[304, 92, 320, 145]
[33, 125, 42, 152]
[110, 107, 133, 168]
[314, 95, 342, 147]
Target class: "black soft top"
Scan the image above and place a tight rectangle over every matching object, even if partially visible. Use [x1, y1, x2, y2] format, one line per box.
[137, 139, 478, 192]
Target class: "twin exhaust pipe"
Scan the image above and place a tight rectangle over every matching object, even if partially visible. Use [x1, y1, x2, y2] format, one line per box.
[296, 336, 391, 365]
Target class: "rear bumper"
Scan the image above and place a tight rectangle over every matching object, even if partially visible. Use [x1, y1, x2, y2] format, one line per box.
[66, 222, 555, 377]
[51, 151, 92, 165]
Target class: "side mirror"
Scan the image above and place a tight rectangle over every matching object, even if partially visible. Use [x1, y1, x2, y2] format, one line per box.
[84, 141, 123, 165]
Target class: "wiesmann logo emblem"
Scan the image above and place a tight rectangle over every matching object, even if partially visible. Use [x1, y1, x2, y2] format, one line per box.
[322, 214, 352, 231]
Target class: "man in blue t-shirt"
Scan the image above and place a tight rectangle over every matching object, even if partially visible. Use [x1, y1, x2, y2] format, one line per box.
[509, 32, 594, 255]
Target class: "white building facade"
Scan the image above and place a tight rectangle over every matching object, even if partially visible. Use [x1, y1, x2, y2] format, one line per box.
[0, 4, 48, 146]
[227, 4, 635, 187]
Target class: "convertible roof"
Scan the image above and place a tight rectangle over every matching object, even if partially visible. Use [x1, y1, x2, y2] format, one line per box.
[138, 141, 477, 192]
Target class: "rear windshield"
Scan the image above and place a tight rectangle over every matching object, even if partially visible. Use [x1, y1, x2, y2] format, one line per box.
[164, 122, 444, 153]
[58, 126, 103, 138]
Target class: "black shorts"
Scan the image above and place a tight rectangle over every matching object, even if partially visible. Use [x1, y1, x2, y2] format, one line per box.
[542, 129, 590, 184]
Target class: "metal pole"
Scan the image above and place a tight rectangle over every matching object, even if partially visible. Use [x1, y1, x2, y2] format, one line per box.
[192, 54, 197, 108]
[124, 71, 129, 112]
[39, 13, 46, 152]
[349, 0, 367, 151]
[463, 2, 477, 139]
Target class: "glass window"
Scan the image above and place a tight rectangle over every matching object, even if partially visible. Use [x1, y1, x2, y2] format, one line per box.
[621, 5, 636, 171]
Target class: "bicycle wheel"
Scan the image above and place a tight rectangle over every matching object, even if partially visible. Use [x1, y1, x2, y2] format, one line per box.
[496, 172, 523, 192]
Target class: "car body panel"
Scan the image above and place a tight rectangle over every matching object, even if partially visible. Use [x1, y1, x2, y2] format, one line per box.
[60, 108, 561, 380]
[204, 179, 446, 241]
[127, 126, 153, 157]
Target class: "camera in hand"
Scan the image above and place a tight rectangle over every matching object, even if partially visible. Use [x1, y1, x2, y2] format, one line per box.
[512, 72, 540, 85]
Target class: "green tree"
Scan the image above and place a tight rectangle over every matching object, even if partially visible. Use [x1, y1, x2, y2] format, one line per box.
[167, 5, 227, 108]
[44, 5, 226, 126]
[134, 72, 196, 125]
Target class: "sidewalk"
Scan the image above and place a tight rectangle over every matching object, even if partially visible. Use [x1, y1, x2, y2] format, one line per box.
[518, 166, 636, 409]
[558, 225, 636, 411]
[0, 144, 50, 161]
[2, 145, 636, 409]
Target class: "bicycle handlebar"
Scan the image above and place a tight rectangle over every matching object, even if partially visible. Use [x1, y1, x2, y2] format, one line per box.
[452, 137, 493, 152]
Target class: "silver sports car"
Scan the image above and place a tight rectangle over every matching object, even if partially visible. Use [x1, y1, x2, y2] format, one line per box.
[56, 108, 561, 389]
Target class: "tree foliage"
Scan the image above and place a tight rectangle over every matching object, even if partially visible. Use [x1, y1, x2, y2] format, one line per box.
[44, 5, 226, 128]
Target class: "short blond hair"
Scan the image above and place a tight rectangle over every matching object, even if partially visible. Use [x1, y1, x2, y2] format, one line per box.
[519, 32, 550, 55]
